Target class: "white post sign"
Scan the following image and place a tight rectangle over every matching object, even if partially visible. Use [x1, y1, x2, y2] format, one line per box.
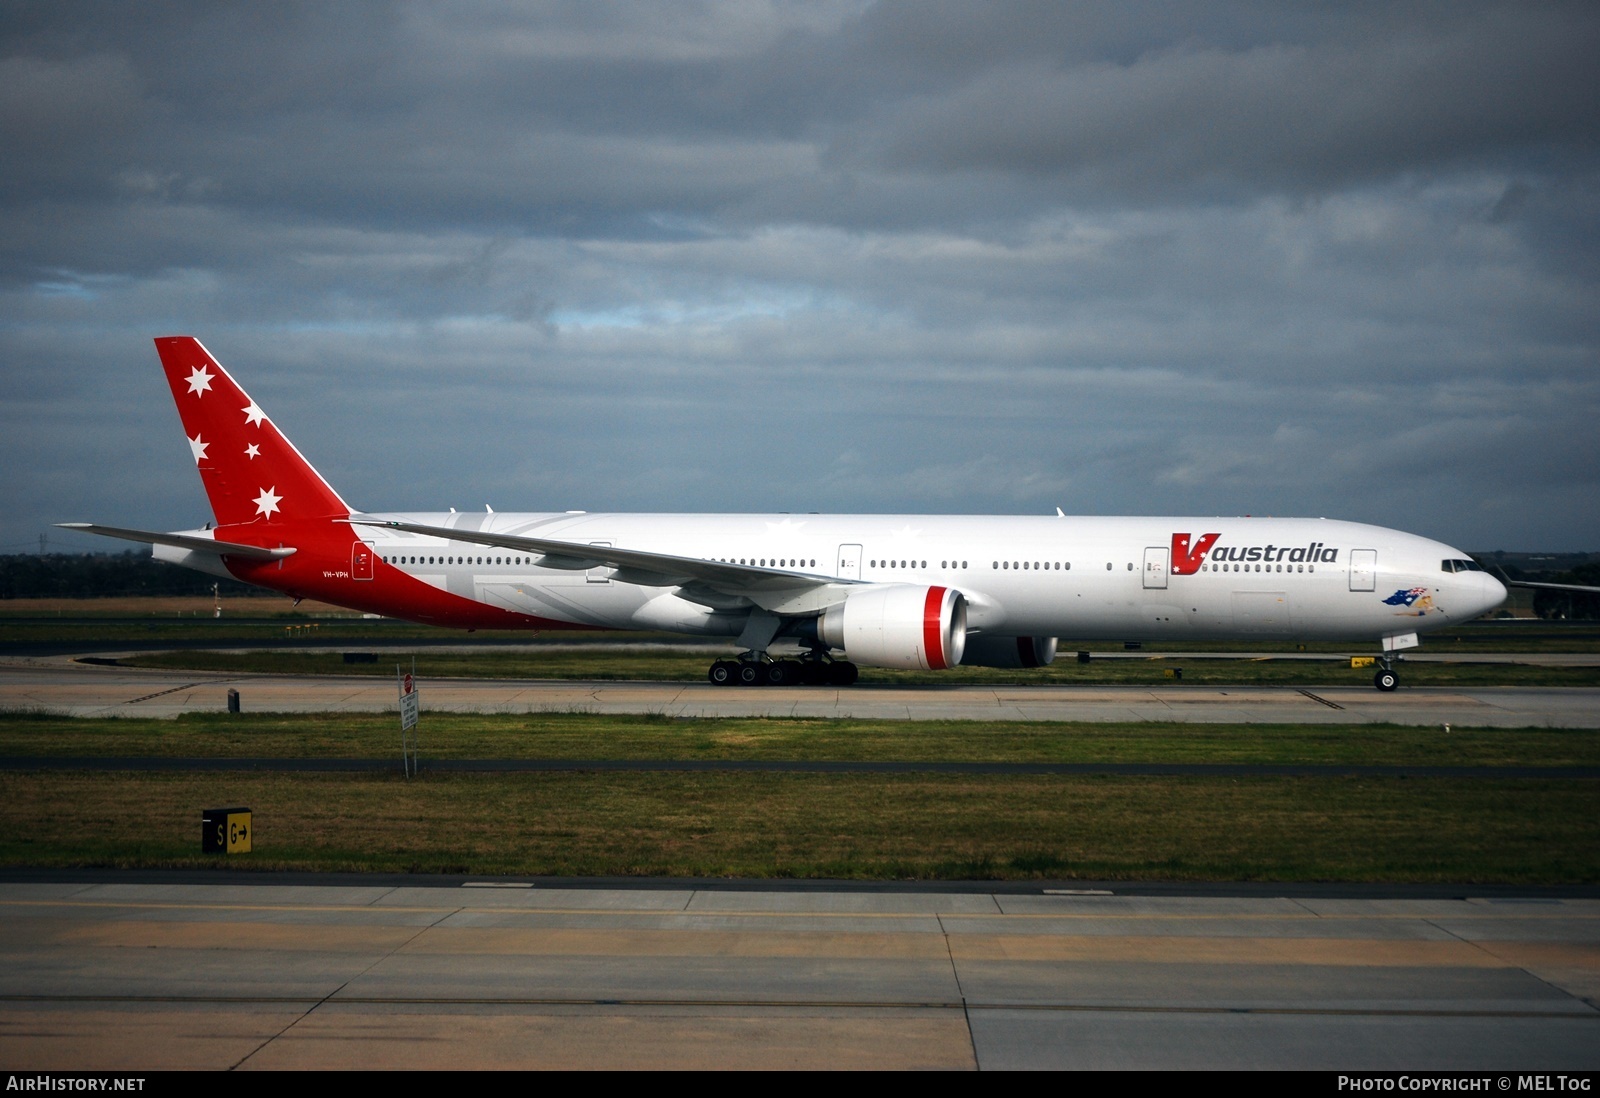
[398, 662, 420, 777]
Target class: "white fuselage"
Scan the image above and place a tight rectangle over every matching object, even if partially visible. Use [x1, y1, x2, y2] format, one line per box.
[356, 510, 1507, 645]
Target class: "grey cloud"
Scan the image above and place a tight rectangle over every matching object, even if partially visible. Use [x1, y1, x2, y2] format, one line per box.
[847, 9, 1598, 200]
[4, 1, 1598, 552]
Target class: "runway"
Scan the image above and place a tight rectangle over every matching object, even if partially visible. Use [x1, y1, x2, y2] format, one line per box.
[3, 656, 1598, 726]
[1, 877, 1595, 1070]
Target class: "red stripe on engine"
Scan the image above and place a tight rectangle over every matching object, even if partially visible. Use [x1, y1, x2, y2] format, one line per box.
[923, 586, 948, 670]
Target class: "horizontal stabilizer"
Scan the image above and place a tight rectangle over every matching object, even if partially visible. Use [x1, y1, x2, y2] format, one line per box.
[56, 523, 297, 561]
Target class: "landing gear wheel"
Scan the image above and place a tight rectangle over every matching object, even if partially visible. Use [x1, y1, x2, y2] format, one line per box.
[736, 662, 765, 687]
[765, 660, 802, 686]
[799, 660, 829, 686]
[708, 660, 736, 686]
[1374, 668, 1399, 692]
[828, 661, 859, 686]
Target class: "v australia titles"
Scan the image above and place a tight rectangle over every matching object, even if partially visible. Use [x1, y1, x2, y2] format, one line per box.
[1171, 532, 1340, 575]
[1209, 540, 1339, 564]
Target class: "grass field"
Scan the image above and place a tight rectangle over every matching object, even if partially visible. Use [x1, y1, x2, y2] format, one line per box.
[5, 601, 1596, 883]
[2, 710, 1596, 882]
[3, 769, 1593, 882]
[5, 710, 1600, 766]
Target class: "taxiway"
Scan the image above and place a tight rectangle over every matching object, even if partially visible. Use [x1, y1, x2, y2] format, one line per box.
[2, 877, 1596, 1070]
[2, 657, 1597, 726]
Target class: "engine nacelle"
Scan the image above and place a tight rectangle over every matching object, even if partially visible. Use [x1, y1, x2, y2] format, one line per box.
[816, 584, 967, 670]
[960, 634, 1058, 669]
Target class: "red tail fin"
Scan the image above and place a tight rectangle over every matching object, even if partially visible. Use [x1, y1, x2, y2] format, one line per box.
[154, 336, 350, 526]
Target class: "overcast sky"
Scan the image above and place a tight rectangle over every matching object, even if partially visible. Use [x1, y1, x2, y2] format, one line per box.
[4, 1, 1597, 554]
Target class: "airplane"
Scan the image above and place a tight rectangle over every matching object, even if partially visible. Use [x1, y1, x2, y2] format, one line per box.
[61, 336, 1510, 691]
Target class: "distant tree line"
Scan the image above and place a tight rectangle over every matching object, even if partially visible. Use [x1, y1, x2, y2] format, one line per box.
[0, 552, 265, 599]
[1525, 562, 1600, 620]
[1470, 553, 1600, 620]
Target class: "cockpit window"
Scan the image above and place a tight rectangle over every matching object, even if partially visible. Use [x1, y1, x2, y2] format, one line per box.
[1441, 559, 1485, 573]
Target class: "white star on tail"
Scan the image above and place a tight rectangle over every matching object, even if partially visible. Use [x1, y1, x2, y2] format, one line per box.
[244, 443, 260, 459]
[242, 400, 267, 427]
[186, 366, 214, 396]
[253, 486, 282, 518]
[188, 433, 209, 464]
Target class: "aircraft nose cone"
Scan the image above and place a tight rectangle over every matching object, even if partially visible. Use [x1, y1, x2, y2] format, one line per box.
[1475, 571, 1508, 618]
[1478, 573, 1504, 614]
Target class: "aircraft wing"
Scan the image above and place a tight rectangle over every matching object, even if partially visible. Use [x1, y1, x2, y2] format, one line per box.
[351, 518, 857, 612]
[1485, 564, 1600, 595]
[56, 523, 297, 561]
[1504, 579, 1600, 594]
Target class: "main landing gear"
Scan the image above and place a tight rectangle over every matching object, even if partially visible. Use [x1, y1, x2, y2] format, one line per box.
[707, 655, 858, 687]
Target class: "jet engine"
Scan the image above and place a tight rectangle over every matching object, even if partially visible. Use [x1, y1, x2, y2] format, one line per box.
[814, 584, 967, 670]
[960, 634, 1058, 669]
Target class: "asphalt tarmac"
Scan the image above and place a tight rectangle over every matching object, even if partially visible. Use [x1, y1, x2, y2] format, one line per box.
[3, 656, 1597, 725]
[2, 876, 1596, 1070]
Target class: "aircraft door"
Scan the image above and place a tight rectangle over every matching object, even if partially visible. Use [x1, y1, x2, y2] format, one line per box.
[836, 544, 862, 580]
[351, 541, 374, 581]
[1142, 546, 1169, 589]
[1350, 549, 1377, 592]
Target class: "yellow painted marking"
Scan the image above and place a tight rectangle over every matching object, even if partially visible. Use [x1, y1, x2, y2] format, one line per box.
[945, 935, 1516, 967]
[1462, 941, 1600, 968]
[398, 927, 948, 959]
[2, 898, 1597, 922]
[56, 921, 423, 952]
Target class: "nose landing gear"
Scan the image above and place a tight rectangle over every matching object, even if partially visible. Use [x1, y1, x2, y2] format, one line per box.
[1370, 632, 1417, 691]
